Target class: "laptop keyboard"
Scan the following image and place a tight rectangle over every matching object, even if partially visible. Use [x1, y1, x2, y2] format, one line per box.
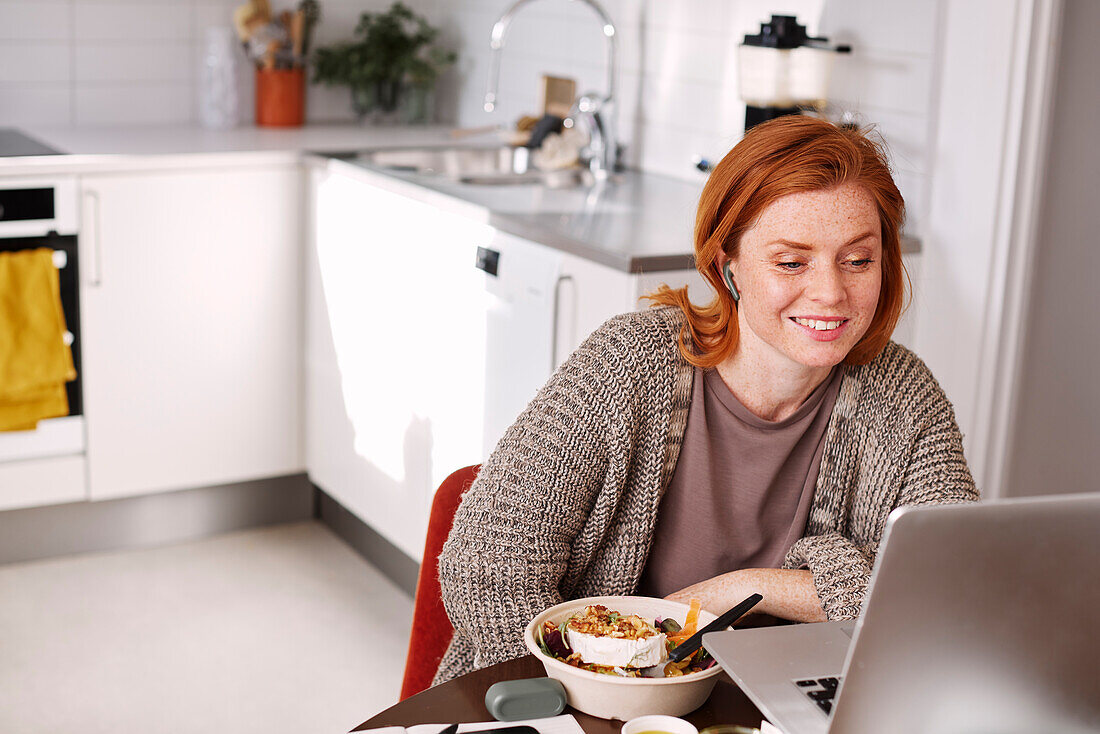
[794, 676, 843, 715]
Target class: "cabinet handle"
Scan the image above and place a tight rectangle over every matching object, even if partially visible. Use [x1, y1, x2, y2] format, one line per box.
[551, 274, 574, 372]
[82, 189, 103, 287]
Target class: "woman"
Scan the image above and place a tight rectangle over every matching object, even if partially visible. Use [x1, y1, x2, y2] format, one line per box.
[434, 116, 977, 684]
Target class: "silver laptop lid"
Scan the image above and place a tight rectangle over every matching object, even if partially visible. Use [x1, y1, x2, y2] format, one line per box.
[831, 493, 1100, 734]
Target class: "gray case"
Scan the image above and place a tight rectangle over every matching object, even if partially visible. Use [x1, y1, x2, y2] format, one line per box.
[485, 677, 567, 721]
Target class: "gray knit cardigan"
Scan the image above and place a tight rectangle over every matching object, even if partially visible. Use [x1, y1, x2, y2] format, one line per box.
[434, 306, 977, 684]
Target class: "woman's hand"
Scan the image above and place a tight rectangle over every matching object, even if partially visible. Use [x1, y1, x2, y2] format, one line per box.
[666, 568, 828, 623]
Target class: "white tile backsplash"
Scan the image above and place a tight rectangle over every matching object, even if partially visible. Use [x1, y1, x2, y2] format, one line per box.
[643, 27, 727, 85]
[307, 78, 360, 122]
[0, 43, 72, 84]
[641, 75, 725, 134]
[74, 42, 193, 82]
[648, 0, 731, 34]
[74, 3, 194, 41]
[74, 80, 194, 124]
[829, 48, 934, 117]
[0, 2, 72, 41]
[819, 0, 938, 57]
[0, 84, 73, 125]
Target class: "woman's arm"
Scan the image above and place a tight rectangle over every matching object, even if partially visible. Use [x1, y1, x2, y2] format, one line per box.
[668, 370, 979, 625]
[667, 568, 827, 622]
[436, 327, 623, 677]
[781, 386, 979, 620]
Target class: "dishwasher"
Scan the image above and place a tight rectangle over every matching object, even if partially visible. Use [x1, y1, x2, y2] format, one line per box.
[477, 229, 569, 459]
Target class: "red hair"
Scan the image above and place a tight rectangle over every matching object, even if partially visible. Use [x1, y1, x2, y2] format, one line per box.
[646, 115, 907, 367]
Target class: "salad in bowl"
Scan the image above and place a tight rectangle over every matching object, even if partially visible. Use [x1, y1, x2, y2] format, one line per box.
[523, 596, 723, 720]
[535, 600, 714, 677]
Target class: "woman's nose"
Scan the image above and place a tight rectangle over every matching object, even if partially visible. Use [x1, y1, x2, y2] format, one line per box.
[807, 265, 846, 304]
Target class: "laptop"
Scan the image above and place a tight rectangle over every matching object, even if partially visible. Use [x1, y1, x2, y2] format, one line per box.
[702, 493, 1100, 734]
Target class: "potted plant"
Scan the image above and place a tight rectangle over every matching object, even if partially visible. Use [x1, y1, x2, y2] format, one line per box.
[311, 1, 456, 122]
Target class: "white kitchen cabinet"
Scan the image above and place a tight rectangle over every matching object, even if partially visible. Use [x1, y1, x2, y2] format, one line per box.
[79, 165, 303, 500]
[553, 250, 707, 364]
[306, 163, 701, 561]
[0, 456, 86, 510]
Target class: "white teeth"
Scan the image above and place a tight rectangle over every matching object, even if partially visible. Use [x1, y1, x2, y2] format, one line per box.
[794, 317, 844, 331]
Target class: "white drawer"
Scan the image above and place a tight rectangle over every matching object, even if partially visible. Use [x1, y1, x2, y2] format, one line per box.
[0, 454, 86, 511]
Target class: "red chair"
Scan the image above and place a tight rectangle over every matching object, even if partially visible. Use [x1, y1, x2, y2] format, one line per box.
[399, 464, 481, 700]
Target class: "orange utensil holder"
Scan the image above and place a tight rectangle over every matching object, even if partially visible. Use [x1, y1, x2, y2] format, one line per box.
[255, 68, 305, 127]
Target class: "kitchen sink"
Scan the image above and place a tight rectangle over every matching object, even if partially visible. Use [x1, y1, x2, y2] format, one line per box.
[355, 145, 594, 188]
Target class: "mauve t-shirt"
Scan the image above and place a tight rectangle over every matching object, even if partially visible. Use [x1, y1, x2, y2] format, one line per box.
[636, 365, 844, 598]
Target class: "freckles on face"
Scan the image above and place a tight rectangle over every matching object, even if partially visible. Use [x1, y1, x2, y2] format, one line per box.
[730, 183, 884, 370]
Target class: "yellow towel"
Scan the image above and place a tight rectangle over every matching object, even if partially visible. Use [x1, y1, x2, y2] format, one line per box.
[0, 248, 76, 431]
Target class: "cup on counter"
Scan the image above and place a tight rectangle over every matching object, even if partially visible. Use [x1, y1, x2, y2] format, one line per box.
[255, 68, 305, 127]
[622, 715, 699, 734]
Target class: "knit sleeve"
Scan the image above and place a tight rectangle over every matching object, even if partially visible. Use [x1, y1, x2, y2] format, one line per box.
[784, 370, 979, 620]
[894, 395, 979, 507]
[434, 322, 627, 680]
[784, 532, 875, 619]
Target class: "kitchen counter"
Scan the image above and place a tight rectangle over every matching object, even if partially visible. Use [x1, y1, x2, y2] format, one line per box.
[320, 153, 702, 272]
[30, 123, 457, 157]
[0, 122, 917, 273]
[0, 123, 457, 175]
[0, 122, 705, 272]
[319, 151, 920, 273]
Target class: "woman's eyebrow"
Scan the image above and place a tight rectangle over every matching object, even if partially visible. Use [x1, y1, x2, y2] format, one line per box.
[768, 232, 879, 250]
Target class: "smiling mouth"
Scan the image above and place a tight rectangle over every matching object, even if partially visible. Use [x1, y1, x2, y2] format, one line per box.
[791, 317, 849, 331]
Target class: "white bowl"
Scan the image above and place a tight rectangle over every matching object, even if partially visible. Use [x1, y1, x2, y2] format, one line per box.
[523, 595, 721, 721]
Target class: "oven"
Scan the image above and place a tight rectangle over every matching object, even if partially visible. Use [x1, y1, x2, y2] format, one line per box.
[0, 176, 84, 465]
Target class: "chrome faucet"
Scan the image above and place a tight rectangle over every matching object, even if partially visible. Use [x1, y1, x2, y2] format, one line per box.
[484, 0, 620, 175]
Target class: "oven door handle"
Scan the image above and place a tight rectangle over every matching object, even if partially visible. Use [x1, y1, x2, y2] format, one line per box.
[81, 189, 102, 287]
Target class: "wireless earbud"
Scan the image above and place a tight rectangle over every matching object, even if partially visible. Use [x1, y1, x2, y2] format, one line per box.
[721, 261, 741, 302]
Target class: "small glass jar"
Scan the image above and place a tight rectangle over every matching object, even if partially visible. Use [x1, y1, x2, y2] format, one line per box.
[199, 27, 240, 129]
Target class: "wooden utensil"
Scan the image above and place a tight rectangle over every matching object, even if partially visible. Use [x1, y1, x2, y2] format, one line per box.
[263, 39, 279, 70]
[232, 4, 253, 42]
[290, 9, 305, 61]
[251, 0, 272, 23]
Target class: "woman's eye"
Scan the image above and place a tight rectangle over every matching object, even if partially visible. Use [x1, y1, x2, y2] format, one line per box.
[778, 262, 804, 271]
[848, 258, 874, 268]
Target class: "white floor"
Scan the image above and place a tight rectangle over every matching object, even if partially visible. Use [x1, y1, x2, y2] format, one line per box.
[0, 521, 414, 734]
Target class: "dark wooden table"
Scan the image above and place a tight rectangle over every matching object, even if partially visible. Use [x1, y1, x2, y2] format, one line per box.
[352, 655, 765, 733]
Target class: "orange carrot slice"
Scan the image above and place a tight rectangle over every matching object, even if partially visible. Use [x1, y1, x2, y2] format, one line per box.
[683, 598, 701, 637]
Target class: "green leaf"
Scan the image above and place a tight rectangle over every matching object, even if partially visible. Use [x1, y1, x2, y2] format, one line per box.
[310, 1, 455, 89]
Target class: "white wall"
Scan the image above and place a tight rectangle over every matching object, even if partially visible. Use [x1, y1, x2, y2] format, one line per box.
[1005, 0, 1100, 498]
[0, 0, 400, 126]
